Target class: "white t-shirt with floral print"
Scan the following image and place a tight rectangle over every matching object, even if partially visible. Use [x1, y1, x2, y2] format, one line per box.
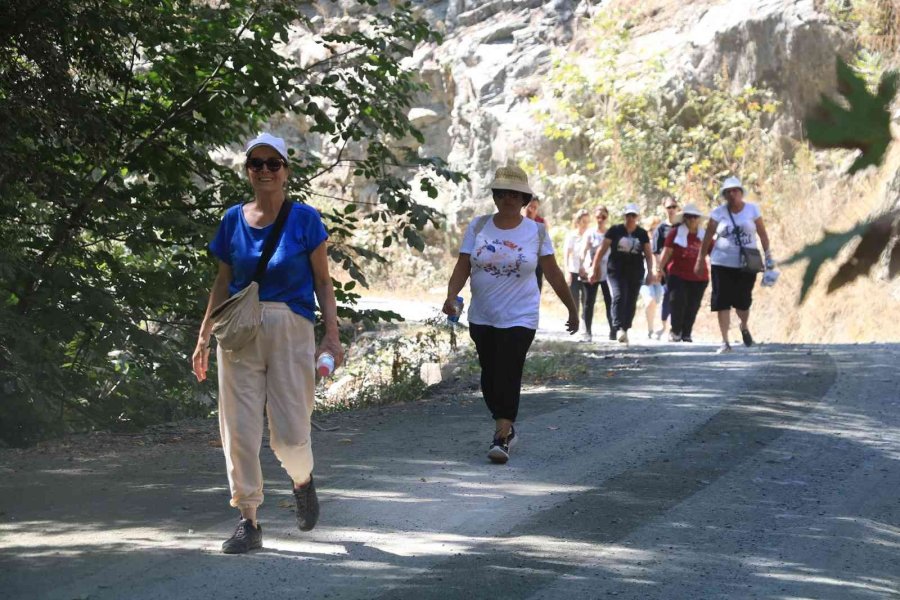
[460, 215, 555, 329]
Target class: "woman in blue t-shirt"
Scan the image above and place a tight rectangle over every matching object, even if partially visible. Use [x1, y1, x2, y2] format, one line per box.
[589, 203, 656, 344]
[191, 133, 344, 554]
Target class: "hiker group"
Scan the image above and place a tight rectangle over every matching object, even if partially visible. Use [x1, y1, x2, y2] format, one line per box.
[443, 165, 776, 469]
[192, 133, 777, 554]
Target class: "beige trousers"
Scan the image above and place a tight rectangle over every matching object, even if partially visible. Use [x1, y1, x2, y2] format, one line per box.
[216, 302, 316, 509]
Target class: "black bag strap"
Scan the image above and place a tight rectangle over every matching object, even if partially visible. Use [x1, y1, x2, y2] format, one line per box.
[252, 200, 293, 283]
[725, 206, 747, 251]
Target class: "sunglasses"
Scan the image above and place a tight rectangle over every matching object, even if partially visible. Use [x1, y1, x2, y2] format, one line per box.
[684, 214, 700, 219]
[246, 157, 287, 172]
[665, 205, 678, 210]
[596, 213, 608, 219]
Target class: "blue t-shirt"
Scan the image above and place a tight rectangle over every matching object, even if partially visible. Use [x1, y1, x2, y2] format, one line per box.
[209, 202, 328, 323]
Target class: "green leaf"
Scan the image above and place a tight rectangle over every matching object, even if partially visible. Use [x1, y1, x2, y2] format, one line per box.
[805, 58, 898, 174]
[827, 210, 899, 293]
[781, 222, 870, 302]
[782, 209, 900, 302]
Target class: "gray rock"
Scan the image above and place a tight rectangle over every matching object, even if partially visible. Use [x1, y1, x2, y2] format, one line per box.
[267, 0, 850, 223]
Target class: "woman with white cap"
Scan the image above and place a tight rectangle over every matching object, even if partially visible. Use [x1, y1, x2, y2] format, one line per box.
[695, 176, 774, 353]
[656, 203, 709, 342]
[442, 165, 578, 464]
[192, 133, 344, 553]
[589, 203, 656, 344]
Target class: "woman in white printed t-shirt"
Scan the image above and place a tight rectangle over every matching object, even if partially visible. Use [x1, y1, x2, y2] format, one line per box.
[443, 165, 578, 464]
[695, 176, 774, 354]
[582, 204, 613, 340]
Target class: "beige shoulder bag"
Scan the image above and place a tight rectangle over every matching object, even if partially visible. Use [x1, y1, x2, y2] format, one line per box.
[210, 200, 292, 351]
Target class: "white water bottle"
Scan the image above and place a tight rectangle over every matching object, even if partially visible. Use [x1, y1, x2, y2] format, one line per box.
[316, 352, 335, 377]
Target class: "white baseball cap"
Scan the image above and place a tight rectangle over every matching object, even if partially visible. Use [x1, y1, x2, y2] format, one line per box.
[622, 203, 640, 216]
[245, 132, 289, 162]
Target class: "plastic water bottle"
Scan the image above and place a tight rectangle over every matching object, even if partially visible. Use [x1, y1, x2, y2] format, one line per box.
[316, 352, 335, 377]
[761, 269, 780, 287]
[447, 296, 464, 323]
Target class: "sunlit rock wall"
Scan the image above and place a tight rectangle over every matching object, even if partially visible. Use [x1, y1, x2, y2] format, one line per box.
[274, 0, 849, 226]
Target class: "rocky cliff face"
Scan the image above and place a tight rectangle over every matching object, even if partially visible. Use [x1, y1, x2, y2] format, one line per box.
[416, 0, 848, 218]
[279, 0, 850, 224]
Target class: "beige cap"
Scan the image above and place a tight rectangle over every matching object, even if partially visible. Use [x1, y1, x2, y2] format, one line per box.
[681, 203, 704, 217]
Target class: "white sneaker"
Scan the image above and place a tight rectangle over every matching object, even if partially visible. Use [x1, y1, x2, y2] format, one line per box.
[580, 331, 592, 343]
[618, 330, 629, 344]
[716, 342, 732, 354]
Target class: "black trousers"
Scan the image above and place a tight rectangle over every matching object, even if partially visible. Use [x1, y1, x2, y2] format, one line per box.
[469, 324, 536, 422]
[600, 280, 614, 334]
[667, 274, 708, 337]
[661, 275, 672, 321]
[568, 274, 584, 323]
[608, 269, 644, 331]
[582, 282, 600, 335]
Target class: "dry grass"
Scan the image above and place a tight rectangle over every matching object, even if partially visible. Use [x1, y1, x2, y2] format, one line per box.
[754, 145, 900, 344]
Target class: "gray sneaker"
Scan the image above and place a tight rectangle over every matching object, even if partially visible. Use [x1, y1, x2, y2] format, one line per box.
[293, 475, 320, 531]
[222, 518, 262, 554]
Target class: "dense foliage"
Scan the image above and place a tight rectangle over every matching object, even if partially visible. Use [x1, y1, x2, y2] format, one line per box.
[528, 13, 782, 217]
[0, 0, 460, 446]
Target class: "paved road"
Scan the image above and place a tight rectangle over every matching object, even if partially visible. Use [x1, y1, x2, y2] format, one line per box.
[2, 342, 898, 599]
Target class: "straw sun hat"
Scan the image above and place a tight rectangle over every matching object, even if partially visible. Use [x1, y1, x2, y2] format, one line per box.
[490, 165, 534, 203]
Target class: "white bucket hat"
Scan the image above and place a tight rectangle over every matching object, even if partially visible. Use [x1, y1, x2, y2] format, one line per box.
[622, 203, 640, 216]
[680, 203, 704, 218]
[245, 132, 289, 162]
[490, 165, 534, 198]
[719, 176, 744, 197]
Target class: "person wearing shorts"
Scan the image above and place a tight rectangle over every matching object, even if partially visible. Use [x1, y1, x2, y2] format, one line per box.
[696, 176, 774, 354]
